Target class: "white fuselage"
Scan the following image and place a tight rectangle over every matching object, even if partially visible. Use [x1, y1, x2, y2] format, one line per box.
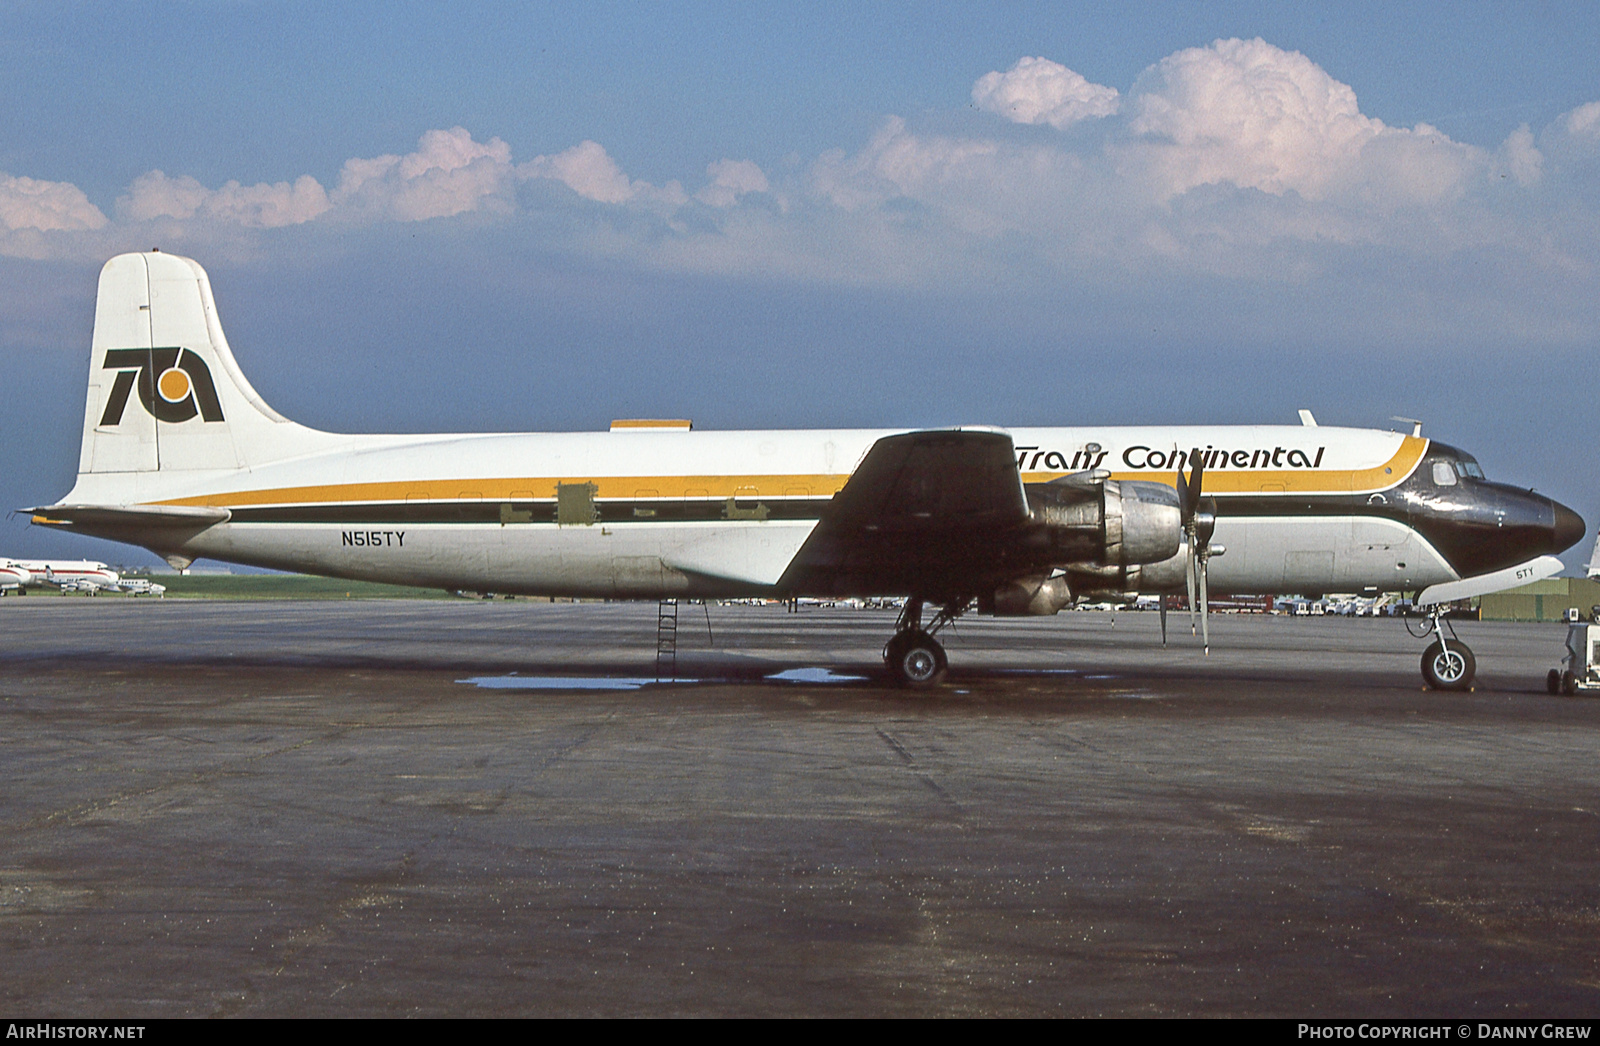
[3, 559, 120, 590]
[58, 421, 1452, 598]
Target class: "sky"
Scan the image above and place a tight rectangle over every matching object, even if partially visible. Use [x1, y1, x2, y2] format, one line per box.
[2, 1, 1598, 570]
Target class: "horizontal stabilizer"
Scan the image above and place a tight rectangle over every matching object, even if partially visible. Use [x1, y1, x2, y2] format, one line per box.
[29, 504, 232, 528]
[1416, 555, 1563, 606]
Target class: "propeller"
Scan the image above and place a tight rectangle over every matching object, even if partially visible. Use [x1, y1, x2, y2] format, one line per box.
[1176, 448, 1222, 653]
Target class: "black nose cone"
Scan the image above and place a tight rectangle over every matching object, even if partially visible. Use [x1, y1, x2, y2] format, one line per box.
[1552, 501, 1586, 554]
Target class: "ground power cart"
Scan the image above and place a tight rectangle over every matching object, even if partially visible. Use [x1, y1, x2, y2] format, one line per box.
[1548, 608, 1600, 696]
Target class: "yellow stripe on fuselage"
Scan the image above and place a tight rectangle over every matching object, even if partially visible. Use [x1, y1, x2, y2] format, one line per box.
[154, 437, 1427, 509]
[1029, 436, 1429, 495]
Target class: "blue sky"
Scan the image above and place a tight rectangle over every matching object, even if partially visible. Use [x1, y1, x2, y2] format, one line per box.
[2, 2, 1598, 568]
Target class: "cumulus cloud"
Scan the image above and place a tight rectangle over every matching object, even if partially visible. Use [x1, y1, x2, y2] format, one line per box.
[1120, 38, 1477, 206]
[118, 171, 329, 227]
[696, 159, 769, 207]
[519, 140, 688, 206]
[1564, 101, 1600, 142]
[520, 140, 636, 204]
[1498, 125, 1543, 187]
[972, 56, 1120, 129]
[115, 128, 513, 229]
[333, 126, 515, 220]
[812, 117, 1000, 212]
[0, 174, 107, 233]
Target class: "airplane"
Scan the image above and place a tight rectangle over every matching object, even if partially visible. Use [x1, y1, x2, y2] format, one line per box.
[25, 251, 1587, 688]
[0, 559, 121, 594]
[113, 577, 167, 597]
[0, 562, 27, 594]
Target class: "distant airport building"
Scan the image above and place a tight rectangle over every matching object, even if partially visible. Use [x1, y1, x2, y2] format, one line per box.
[1479, 577, 1600, 622]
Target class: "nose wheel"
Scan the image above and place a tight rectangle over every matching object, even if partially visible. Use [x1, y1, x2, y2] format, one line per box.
[1421, 640, 1475, 690]
[1418, 606, 1476, 691]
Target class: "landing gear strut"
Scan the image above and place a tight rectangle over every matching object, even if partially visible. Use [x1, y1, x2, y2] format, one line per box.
[1416, 605, 1475, 691]
[883, 597, 968, 687]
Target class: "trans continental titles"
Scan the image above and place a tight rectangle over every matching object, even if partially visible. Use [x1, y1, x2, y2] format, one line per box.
[1014, 444, 1328, 472]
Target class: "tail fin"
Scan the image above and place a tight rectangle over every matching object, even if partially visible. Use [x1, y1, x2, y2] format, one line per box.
[79, 251, 322, 477]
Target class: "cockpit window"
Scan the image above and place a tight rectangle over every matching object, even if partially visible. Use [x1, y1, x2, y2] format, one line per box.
[1458, 460, 1485, 480]
[1432, 461, 1458, 486]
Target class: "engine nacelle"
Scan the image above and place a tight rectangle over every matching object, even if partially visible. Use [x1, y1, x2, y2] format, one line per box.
[1030, 479, 1182, 567]
[985, 573, 1074, 616]
[1067, 548, 1189, 600]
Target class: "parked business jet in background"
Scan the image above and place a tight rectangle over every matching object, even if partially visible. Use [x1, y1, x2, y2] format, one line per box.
[26, 253, 1586, 687]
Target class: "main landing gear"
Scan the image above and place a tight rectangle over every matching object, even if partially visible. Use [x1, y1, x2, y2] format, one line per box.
[1414, 605, 1476, 691]
[884, 597, 968, 687]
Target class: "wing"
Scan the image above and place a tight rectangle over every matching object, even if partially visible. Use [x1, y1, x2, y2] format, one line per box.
[779, 429, 1034, 599]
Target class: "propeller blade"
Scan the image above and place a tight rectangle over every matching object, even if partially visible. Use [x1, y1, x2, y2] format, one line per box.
[1186, 539, 1198, 634]
[1184, 448, 1205, 518]
[1176, 448, 1215, 649]
[1159, 598, 1168, 646]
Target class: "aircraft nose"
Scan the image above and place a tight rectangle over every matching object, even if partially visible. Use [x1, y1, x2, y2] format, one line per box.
[1552, 500, 1586, 554]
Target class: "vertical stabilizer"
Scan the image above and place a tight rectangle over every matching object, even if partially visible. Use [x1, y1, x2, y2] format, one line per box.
[77, 252, 322, 480]
[83, 254, 159, 473]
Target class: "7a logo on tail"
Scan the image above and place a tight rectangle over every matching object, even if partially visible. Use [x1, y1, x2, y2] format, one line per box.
[100, 348, 224, 425]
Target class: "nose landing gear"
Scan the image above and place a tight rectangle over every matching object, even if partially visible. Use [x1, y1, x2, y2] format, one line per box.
[1417, 605, 1476, 691]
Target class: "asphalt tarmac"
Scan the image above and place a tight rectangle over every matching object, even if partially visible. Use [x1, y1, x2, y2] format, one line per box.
[2, 599, 1598, 1017]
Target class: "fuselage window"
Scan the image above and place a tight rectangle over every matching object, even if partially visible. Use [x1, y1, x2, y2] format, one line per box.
[1432, 462, 1458, 486]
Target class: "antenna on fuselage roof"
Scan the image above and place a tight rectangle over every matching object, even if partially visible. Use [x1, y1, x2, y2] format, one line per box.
[1391, 416, 1423, 437]
[1298, 409, 1317, 426]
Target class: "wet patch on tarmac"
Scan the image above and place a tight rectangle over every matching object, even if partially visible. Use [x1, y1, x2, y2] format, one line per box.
[764, 667, 871, 684]
[459, 674, 697, 690]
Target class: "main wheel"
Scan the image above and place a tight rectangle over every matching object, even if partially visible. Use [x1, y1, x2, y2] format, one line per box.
[883, 631, 912, 668]
[1421, 640, 1475, 691]
[890, 631, 947, 688]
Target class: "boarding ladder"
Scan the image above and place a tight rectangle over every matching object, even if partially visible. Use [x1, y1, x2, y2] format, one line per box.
[656, 599, 678, 682]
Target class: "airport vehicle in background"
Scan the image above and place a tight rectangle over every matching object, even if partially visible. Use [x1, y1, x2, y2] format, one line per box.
[1587, 533, 1600, 579]
[1548, 607, 1600, 695]
[26, 253, 1587, 688]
